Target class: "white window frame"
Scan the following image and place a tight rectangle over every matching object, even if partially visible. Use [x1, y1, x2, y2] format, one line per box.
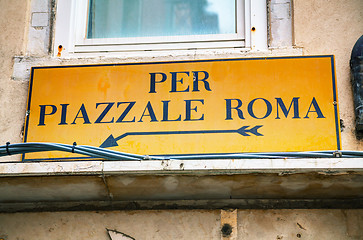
[53, 0, 267, 57]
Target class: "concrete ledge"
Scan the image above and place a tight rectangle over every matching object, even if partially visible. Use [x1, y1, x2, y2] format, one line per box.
[1, 159, 362, 212]
[0, 158, 363, 176]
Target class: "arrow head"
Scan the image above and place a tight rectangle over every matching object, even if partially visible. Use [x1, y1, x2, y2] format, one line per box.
[237, 125, 263, 136]
[249, 125, 264, 136]
[237, 126, 250, 136]
[100, 134, 119, 148]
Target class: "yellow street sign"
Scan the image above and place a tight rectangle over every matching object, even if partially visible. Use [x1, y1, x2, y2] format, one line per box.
[23, 56, 340, 161]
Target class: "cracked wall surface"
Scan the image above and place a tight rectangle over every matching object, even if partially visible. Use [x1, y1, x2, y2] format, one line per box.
[0, 210, 362, 240]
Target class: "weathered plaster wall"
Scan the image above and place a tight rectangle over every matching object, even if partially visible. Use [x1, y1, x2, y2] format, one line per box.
[0, 210, 221, 240]
[0, 0, 363, 240]
[293, 0, 363, 150]
[237, 209, 363, 239]
[0, 0, 30, 162]
[0, 210, 362, 240]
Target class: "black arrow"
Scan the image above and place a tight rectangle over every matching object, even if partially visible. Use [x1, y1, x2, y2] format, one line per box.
[100, 125, 263, 148]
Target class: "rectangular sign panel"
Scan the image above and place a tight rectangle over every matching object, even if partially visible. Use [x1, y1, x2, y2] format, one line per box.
[23, 56, 340, 161]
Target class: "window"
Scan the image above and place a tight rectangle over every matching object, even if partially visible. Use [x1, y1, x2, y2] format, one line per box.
[88, 0, 237, 38]
[54, 0, 267, 57]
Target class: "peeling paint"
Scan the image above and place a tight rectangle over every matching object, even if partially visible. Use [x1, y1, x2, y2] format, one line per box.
[107, 229, 135, 240]
[56, 45, 62, 57]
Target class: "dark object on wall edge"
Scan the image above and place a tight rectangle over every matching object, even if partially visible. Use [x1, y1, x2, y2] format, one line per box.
[350, 35, 363, 138]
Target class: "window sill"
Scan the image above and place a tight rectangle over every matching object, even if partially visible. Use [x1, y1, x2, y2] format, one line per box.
[12, 47, 303, 81]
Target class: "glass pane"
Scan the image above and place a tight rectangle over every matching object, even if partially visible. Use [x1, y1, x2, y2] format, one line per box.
[87, 0, 236, 39]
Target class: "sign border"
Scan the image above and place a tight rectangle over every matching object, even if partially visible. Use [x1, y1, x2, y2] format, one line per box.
[22, 55, 341, 161]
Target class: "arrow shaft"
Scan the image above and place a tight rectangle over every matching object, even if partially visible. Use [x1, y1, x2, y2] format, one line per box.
[115, 129, 236, 141]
